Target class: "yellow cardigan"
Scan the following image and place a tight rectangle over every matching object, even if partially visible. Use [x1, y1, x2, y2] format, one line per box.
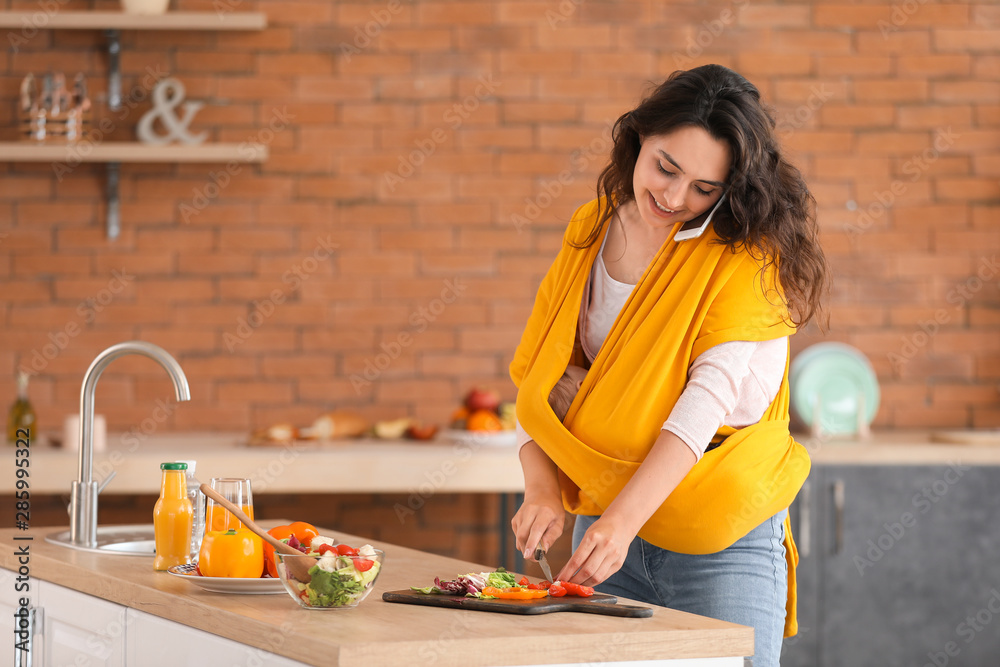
[509, 199, 810, 637]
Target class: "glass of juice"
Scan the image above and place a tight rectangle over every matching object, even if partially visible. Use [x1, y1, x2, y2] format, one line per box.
[200, 477, 263, 578]
[205, 477, 255, 531]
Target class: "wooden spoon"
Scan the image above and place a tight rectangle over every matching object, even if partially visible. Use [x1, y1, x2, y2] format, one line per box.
[200, 483, 314, 584]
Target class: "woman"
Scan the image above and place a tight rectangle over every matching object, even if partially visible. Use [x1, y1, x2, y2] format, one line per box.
[509, 64, 827, 667]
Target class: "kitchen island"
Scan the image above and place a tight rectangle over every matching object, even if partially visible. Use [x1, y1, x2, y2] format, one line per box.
[0, 527, 753, 666]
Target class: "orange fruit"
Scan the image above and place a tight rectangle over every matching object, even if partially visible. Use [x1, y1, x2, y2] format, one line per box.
[466, 409, 503, 432]
[451, 406, 470, 422]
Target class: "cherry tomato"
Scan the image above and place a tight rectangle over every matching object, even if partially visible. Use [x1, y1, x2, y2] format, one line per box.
[353, 557, 375, 572]
[548, 583, 567, 597]
[563, 582, 594, 597]
[538, 580, 552, 589]
[335, 544, 359, 556]
[518, 576, 530, 586]
[317, 544, 337, 555]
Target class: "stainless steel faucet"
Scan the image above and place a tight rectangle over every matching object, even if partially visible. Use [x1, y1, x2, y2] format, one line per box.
[69, 341, 191, 548]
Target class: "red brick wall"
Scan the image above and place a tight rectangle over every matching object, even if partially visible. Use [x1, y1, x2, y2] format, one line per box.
[1, 0, 998, 438]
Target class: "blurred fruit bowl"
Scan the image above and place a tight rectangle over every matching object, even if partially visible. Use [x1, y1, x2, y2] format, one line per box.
[450, 388, 516, 432]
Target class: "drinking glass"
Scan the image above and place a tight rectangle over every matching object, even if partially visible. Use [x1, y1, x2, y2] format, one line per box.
[205, 477, 255, 532]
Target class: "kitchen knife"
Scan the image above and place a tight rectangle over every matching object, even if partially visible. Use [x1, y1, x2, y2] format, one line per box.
[534, 546, 554, 583]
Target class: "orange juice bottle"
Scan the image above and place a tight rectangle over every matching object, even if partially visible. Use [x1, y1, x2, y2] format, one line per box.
[153, 462, 193, 571]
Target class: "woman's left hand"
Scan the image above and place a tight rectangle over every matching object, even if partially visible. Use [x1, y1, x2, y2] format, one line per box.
[555, 515, 633, 587]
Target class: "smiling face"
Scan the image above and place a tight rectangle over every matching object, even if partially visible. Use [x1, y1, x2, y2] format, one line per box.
[631, 125, 731, 232]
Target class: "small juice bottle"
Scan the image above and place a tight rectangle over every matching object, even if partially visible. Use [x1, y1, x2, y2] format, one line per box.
[153, 462, 193, 571]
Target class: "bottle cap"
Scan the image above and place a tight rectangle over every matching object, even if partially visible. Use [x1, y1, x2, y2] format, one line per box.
[174, 460, 196, 475]
[160, 462, 187, 470]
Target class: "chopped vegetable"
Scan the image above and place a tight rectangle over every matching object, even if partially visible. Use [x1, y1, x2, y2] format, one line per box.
[484, 569, 517, 589]
[562, 582, 595, 597]
[481, 586, 549, 600]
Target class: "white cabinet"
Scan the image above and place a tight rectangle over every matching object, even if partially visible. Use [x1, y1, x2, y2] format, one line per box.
[37, 581, 127, 667]
[1, 574, 304, 667]
[125, 611, 304, 666]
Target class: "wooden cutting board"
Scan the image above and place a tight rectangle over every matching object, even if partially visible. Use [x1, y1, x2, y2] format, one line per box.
[382, 590, 654, 617]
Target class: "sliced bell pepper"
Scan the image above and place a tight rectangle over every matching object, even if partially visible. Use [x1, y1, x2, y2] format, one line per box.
[198, 529, 264, 578]
[481, 586, 549, 600]
[263, 521, 319, 578]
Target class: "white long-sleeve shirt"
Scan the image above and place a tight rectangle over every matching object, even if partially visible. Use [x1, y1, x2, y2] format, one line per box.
[517, 230, 787, 461]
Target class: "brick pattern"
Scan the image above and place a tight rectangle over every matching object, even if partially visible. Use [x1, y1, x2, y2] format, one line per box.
[1, 0, 999, 441]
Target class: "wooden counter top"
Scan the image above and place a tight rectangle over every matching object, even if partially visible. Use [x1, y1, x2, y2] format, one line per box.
[4, 430, 998, 497]
[0, 527, 752, 666]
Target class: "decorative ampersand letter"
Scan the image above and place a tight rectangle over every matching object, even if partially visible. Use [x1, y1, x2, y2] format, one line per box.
[136, 77, 207, 145]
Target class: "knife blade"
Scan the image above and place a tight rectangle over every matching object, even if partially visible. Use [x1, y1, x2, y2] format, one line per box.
[534, 546, 554, 583]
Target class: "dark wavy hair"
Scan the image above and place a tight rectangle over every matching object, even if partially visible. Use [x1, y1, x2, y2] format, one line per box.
[579, 64, 828, 328]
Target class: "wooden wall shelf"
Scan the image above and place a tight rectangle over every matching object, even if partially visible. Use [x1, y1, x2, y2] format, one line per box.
[0, 11, 266, 30]
[2, 142, 269, 239]
[0, 142, 268, 163]
[0, 10, 269, 240]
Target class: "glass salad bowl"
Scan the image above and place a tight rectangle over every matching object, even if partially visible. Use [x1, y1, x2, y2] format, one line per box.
[275, 547, 384, 610]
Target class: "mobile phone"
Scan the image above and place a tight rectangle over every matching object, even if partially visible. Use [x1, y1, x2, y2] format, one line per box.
[673, 192, 727, 242]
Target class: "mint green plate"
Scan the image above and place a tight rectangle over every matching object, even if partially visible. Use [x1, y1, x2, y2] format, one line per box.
[790, 343, 880, 435]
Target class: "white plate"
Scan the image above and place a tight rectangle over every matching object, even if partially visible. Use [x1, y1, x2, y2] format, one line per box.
[167, 564, 286, 594]
[441, 429, 517, 447]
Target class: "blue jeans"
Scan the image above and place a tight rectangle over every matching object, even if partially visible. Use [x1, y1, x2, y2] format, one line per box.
[573, 509, 788, 667]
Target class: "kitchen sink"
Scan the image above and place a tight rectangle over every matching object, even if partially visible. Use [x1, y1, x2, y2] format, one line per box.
[46, 524, 157, 556]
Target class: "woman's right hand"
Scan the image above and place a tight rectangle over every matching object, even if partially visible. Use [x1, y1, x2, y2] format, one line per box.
[511, 440, 565, 558]
[511, 491, 565, 559]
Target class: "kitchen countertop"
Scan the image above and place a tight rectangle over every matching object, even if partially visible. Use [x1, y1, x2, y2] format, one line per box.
[0, 527, 752, 666]
[4, 429, 998, 496]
